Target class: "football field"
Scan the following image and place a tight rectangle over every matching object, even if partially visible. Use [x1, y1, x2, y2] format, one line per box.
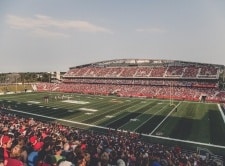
[0, 92, 225, 156]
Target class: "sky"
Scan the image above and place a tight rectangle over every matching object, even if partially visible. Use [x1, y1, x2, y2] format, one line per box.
[0, 0, 225, 73]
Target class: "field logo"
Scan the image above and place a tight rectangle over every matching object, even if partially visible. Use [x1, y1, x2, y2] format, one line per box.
[62, 100, 89, 104]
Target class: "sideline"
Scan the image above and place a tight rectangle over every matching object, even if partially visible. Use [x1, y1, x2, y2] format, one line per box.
[5, 107, 225, 150]
[217, 104, 225, 124]
[8, 108, 107, 129]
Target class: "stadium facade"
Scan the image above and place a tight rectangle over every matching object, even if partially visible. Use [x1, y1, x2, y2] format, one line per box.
[35, 59, 225, 103]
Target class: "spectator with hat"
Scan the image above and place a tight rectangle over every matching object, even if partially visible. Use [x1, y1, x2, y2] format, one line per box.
[27, 141, 44, 166]
[29, 136, 38, 147]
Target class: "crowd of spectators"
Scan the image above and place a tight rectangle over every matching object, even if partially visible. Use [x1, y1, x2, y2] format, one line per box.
[43, 64, 224, 103]
[0, 110, 222, 166]
[35, 82, 223, 103]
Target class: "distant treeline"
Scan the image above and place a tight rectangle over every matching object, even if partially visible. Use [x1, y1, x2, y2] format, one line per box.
[0, 72, 51, 84]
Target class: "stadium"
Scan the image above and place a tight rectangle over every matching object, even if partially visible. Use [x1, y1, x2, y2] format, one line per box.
[1, 58, 225, 165]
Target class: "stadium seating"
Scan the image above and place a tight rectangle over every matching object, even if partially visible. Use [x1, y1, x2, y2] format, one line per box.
[36, 59, 224, 103]
[0, 110, 223, 166]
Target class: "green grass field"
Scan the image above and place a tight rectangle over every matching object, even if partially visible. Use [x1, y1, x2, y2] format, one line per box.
[0, 92, 225, 156]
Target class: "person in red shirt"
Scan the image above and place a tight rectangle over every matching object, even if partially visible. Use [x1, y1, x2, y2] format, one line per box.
[6, 144, 23, 166]
[0, 135, 13, 165]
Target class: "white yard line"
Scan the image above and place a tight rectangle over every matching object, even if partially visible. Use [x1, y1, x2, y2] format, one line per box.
[132, 103, 169, 131]
[8, 108, 106, 129]
[150, 101, 182, 135]
[217, 104, 225, 124]
[142, 133, 225, 150]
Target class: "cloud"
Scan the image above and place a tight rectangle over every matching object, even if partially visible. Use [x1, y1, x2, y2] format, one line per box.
[136, 27, 166, 33]
[6, 14, 112, 37]
[32, 28, 69, 38]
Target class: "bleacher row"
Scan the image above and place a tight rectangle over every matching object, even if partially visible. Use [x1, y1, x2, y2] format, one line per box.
[35, 82, 225, 102]
[63, 65, 219, 79]
[33, 62, 225, 103]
